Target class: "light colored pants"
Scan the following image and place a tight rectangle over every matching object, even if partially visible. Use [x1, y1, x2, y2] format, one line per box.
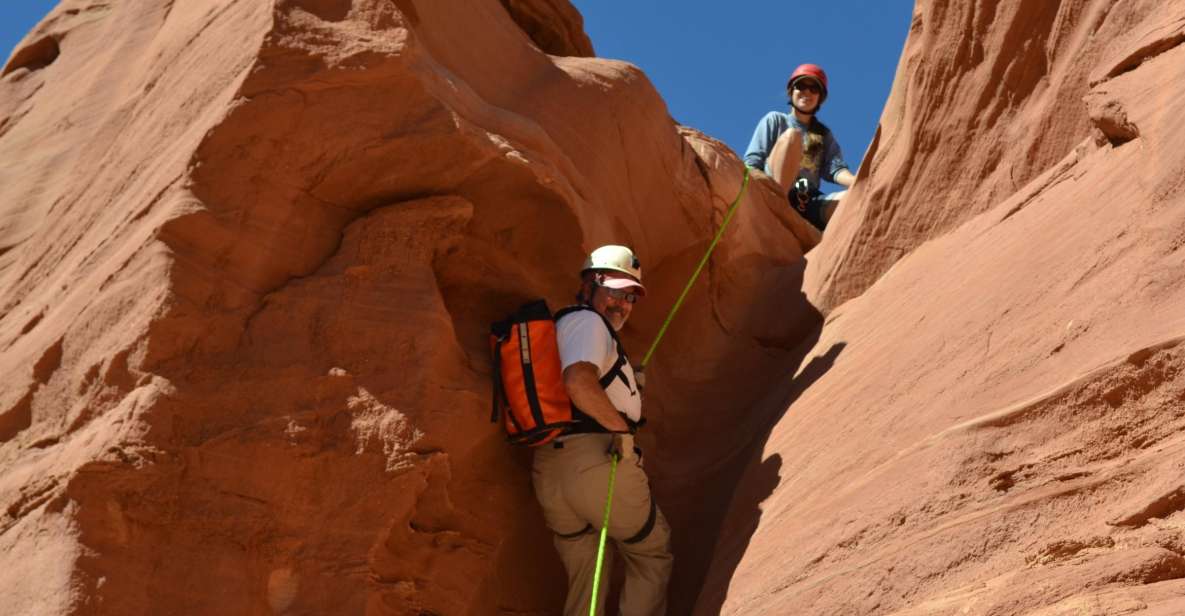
[532, 433, 673, 616]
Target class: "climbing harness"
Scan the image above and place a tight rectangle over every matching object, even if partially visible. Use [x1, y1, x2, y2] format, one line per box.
[589, 453, 619, 616]
[639, 167, 751, 370]
[793, 177, 811, 212]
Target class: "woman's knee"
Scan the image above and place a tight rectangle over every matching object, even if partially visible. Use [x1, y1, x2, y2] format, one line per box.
[777, 126, 803, 143]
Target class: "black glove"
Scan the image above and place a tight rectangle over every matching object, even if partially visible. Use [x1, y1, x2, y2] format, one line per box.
[793, 178, 810, 212]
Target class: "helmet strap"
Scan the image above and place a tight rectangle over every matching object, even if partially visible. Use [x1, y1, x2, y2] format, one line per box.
[577, 273, 603, 304]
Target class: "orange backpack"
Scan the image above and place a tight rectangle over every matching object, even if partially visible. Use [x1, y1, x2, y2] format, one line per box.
[489, 301, 627, 446]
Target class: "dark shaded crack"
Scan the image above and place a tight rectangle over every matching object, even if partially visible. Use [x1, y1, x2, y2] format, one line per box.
[997, 141, 1082, 224]
[0, 478, 61, 536]
[2, 35, 60, 77]
[19, 310, 44, 336]
[686, 147, 734, 337]
[176, 2, 240, 66]
[498, 0, 594, 57]
[1095, 19, 1185, 85]
[217, 489, 270, 507]
[1101, 550, 1185, 585]
[1109, 486, 1185, 528]
[857, 123, 881, 183]
[687, 144, 713, 190]
[1025, 536, 1114, 566]
[990, 470, 1016, 492]
[32, 336, 65, 385]
[129, 175, 183, 226]
[0, 109, 27, 140]
[0, 388, 35, 443]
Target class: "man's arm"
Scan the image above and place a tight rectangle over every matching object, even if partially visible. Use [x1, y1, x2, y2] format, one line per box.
[833, 168, 856, 188]
[563, 362, 630, 433]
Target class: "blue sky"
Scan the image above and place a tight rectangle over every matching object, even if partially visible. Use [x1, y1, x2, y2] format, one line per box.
[3, 1, 912, 180]
[572, 2, 914, 181]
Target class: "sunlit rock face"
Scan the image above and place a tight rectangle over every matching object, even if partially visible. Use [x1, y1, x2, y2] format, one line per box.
[700, 0, 1185, 613]
[0, 0, 815, 613]
[7, 0, 1182, 614]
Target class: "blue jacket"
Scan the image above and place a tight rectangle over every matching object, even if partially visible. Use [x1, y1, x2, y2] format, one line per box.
[743, 111, 848, 194]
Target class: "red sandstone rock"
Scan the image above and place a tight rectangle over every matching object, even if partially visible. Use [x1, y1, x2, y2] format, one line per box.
[5, 0, 1183, 614]
[808, 0, 1183, 314]
[702, 0, 1185, 613]
[0, 0, 810, 613]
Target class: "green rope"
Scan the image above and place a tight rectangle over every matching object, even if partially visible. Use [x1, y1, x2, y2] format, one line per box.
[585, 168, 751, 614]
[640, 167, 751, 368]
[589, 454, 619, 616]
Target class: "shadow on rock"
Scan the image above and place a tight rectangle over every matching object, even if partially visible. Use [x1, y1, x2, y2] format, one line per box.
[646, 252, 845, 614]
[689, 336, 846, 614]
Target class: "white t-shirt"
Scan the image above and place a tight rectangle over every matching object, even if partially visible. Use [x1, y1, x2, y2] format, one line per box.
[555, 309, 642, 422]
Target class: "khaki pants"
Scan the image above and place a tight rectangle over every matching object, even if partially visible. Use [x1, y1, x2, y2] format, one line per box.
[533, 433, 673, 616]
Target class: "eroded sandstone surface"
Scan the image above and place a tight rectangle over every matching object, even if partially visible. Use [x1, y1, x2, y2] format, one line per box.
[703, 0, 1185, 614]
[1, 0, 814, 614]
[3, 0, 1184, 615]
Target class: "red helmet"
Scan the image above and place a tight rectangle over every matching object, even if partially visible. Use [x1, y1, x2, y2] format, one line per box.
[787, 63, 829, 102]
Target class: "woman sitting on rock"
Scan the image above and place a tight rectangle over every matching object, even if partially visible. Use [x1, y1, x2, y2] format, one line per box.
[743, 63, 856, 231]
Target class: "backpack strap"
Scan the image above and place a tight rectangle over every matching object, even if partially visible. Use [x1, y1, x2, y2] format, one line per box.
[554, 305, 635, 434]
[489, 327, 525, 433]
[554, 305, 632, 391]
[599, 345, 630, 391]
[490, 337, 503, 424]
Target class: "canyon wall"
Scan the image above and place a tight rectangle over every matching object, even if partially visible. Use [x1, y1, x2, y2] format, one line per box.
[4, 0, 1184, 615]
[0, 0, 815, 613]
[701, 0, 1185, 613]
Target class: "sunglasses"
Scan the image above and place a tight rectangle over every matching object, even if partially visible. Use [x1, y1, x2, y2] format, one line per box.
[603, 287, 640, 304]
[793, 82, 821, 94]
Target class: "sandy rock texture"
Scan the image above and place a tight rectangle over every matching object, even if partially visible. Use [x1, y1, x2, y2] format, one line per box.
[702, 0, 1185, 614]
[1, 0, 815, 614]
[6, 0, 1183, 614]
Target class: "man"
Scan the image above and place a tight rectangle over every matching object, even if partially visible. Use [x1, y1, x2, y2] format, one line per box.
[532, 245, 673, 615]
[743, 63, 856, 230]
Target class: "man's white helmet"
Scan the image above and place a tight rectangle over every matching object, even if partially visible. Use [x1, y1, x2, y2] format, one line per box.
[581, 245, 645, 294]
[578, 242, 644, 296]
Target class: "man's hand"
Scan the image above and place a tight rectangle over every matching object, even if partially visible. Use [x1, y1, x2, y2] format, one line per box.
[609, 432, 637, 463]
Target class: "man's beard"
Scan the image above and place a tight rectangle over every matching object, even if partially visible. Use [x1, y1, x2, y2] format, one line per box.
[606, 308, 627, 331]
